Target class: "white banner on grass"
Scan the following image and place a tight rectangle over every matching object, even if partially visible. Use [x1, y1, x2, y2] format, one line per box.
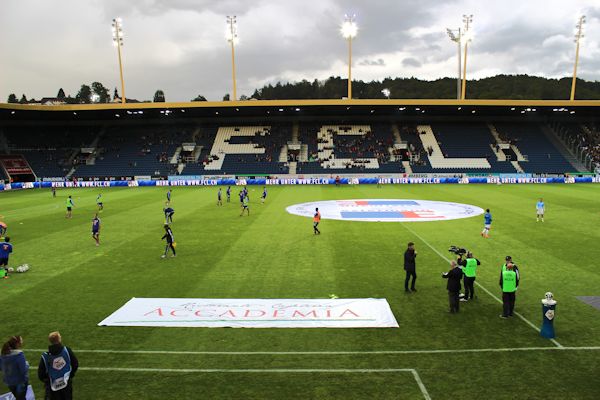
[98, 298, 399, 328]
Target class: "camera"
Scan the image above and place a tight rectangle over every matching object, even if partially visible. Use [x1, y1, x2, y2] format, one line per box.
[448, 245, 468, 256]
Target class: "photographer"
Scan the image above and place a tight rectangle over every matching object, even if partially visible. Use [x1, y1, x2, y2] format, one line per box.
[442, 261, 463, 313]
[458, 252, 481, 302]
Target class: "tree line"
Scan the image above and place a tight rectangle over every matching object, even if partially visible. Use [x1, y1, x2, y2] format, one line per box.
[7, 74, 600, 104]
[249, 75, 600, 100]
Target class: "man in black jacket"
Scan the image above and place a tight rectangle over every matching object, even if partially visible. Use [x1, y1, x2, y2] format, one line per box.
[161, 224, 176, 258]
[404, 242, 417, 292]
[38, 331, 78, 400]
[442, 261, 464, 313]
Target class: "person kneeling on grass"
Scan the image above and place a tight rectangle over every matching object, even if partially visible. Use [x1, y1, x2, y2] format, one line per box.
[161, 224, 176, 258]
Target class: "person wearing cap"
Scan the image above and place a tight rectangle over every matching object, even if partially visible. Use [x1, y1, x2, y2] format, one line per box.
[458, 252, 481, 302]
[499, 256, 520, 318]
[442, 260, 464, 313]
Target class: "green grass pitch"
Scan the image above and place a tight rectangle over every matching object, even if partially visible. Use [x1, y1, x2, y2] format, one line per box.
[1, 184, 599, 399]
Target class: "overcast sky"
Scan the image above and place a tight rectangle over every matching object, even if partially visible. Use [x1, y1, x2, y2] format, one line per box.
[1, 0, 599, 101]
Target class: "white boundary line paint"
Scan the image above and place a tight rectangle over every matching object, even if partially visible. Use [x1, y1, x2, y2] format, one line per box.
[26, 346, 600, 356]
[400, 223, 564, 348]
[76, 368, 432, 400]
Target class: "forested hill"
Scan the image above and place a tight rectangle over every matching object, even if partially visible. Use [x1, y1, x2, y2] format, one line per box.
[250, 75, 600, 100]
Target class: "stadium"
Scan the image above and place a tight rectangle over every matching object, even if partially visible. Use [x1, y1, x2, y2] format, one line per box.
[1, 2, 600, 400]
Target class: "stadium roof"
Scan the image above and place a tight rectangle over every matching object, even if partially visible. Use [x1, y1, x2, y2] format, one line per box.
[1, 99, 599, 121]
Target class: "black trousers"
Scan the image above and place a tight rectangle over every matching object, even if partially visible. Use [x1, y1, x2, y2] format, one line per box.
[164, 243, 176, 256]
[46, 383, 73, 400]
[502, 292, 516, 316]
[464, 276, 476, 299]
[404, 270, 416, 290]
[448, 291, 460, 312]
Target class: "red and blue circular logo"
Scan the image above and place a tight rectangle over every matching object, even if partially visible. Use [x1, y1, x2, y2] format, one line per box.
[286, 199, 484, 222]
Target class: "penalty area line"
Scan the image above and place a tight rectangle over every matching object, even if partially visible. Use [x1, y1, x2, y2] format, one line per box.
[400, 223, 563, 348]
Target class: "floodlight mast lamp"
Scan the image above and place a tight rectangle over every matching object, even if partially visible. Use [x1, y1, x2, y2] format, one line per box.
[460, 14, 473, 100]
[570, 15, 586, 101]
[446, 28, 462, 100]
[226, 15, 238, 101]
[112, 18, 126, 104]
[341, 15, 357, 100]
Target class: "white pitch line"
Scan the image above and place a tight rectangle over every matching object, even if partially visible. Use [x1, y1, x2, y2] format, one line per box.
[400, 223, 563, 348]
[25, 346, 600, 356]
[77, 368, 431, 400]
[410, 369, 432, 400]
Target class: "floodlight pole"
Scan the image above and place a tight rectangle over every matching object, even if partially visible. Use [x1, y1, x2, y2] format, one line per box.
[341, 15, 357, 100]
[112, 18, 126, 104]
[447, 28, 462, 100]
[348, 35, 353, 100]
[461, 15, 472, 100]
[570, 15, 585, 101]
[227, 16, 238, 101]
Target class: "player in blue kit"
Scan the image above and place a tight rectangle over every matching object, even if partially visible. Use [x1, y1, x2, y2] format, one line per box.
[238, 190, 244, 205]
[166, 189, 172, 205]
[164, 203, 175, 224]
[536, 198, 545, 222]
[226, 186, 231, 203]
[261, 187, 267, 204]
[92, 214, 101, 246]
[481, 209, 492, 238]
[0, 236, 13, 278]
[96, 193, 104, 210]
[217, 188, 223, 206]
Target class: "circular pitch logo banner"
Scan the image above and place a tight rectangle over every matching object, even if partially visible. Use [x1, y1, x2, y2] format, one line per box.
[286, 199, 484, 222]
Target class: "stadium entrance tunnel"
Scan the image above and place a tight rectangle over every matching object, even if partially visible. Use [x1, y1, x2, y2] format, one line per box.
[286, 199, 484, 222]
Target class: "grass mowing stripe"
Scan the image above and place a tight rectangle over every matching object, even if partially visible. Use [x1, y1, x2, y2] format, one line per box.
[400, 222, 563, 348]
[24, 346, 600, 355]
[73, 368, 432, 400]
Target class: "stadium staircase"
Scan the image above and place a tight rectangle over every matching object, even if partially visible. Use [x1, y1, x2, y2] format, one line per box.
[487, 124, 508, 161]
[392, 123, 402, 143]
[288, 162, 297, 174]
[494, 123, 576, 173]
[511, 161, 524, 173]
[542, 125, 587, 172]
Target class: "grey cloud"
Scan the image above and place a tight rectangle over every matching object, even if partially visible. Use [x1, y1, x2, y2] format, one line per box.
[359, 58, 386, 66]
[402, 57, 422, 67]
[95, 0, 257, 19]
